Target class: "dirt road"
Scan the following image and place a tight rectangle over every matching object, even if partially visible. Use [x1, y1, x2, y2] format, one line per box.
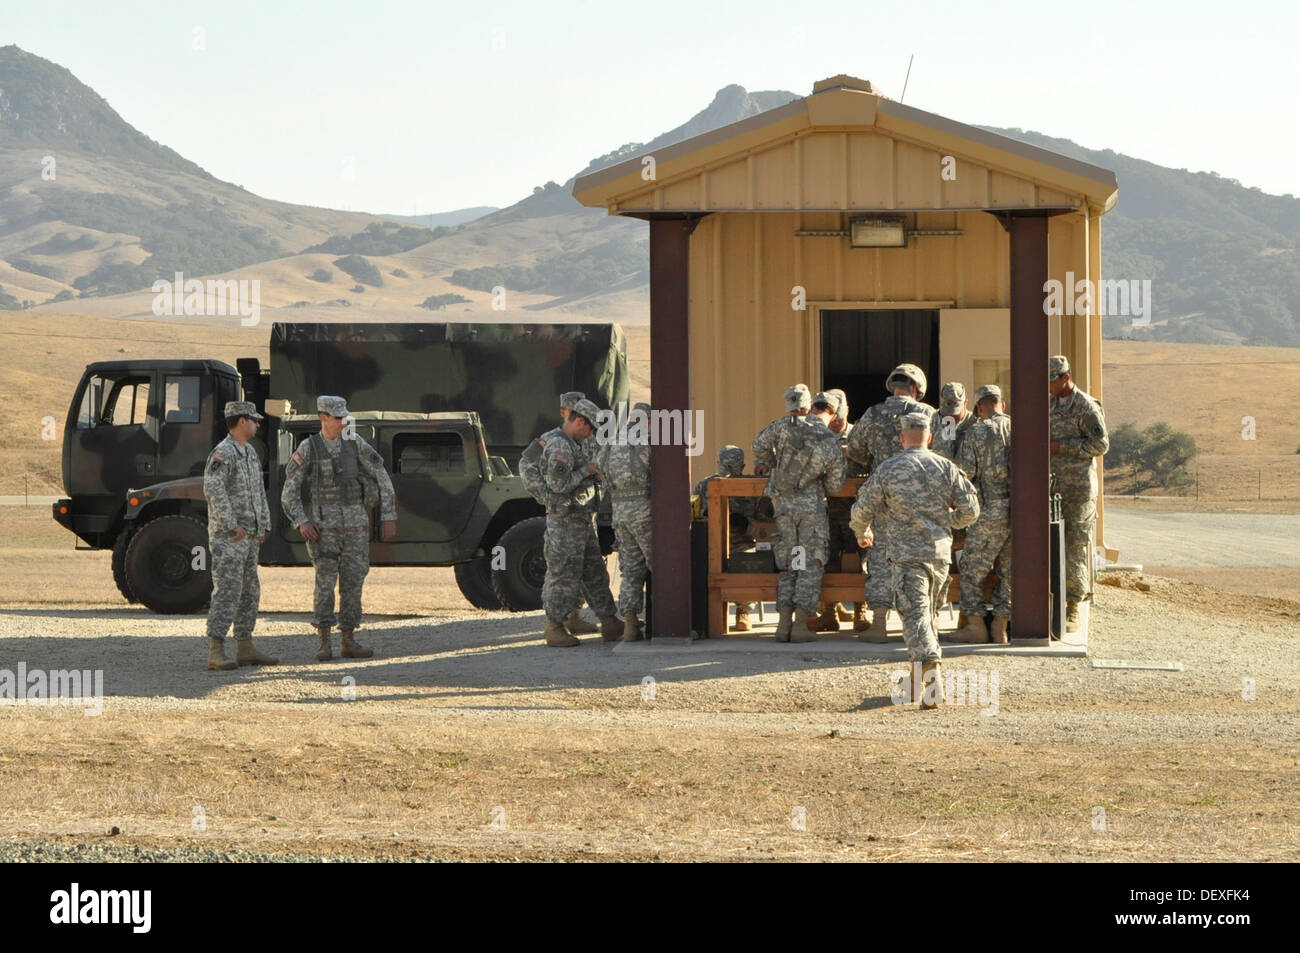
[1, 507, 1297, 861]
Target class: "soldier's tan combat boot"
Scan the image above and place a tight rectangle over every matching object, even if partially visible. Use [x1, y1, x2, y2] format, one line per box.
[566, 609, 598, 635]
[207, 638, 237, 671]
[733, 605, 752, 632]
[314, 625, 333, 662]
[622, 612, 644, 643]
[948, 616, 989, 643]
[1065, 602, 1081, 633]
[790, 611, 820, 643]
[774, 605, 794, 642]
[813, 602, 840, 632]
[600, 615, 624, 642]
[235, 637, 279, 666]
[919, 661, 944, 710]
[339, 629, 373, 659]
[852, 603, 870, 632]
[545, 619, 580, 647]
[836, 603, 854, 622]
[989, 616, 1009, 644]
[858, 608, 889, 643]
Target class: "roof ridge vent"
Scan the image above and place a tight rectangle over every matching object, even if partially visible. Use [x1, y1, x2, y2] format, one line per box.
[812, 75, 881, 96]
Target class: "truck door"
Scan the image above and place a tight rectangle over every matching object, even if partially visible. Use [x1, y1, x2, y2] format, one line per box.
[387, 426, 483, 546]
[156, 372, 218, 481]
[68, 370, 159, 497]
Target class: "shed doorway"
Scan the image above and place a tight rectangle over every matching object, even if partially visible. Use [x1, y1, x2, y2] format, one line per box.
[820, 309, 940, 419]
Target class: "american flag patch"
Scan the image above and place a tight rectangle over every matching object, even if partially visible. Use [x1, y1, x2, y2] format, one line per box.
[212, 451, 225, 462]
[292, 452, 304, 466]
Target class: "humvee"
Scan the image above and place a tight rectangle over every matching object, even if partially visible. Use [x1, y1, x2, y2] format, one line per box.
[52, 342, 620, 614]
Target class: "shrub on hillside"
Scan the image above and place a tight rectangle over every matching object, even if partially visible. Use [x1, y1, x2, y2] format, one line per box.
[333, 255, 383, 287]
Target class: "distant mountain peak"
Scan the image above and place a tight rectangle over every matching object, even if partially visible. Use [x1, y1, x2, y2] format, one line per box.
[0, 44, 210, 178]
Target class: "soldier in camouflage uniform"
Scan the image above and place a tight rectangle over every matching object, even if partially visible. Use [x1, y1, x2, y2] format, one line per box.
[519, 391, 601, 635]
[753, 386, 846, 642]
[539, 398, 622, 647]
[951, 385, 1013, 644]
[850, 412, 980, 708]
[1049, 355, 1109, 632]
[930, 382, 976, 462]
[694, 445, 759, 632]
[594, 402, 653, 642]
[281, 396, 397, 661]
[807, 391, 856, 632]
[203, 400, 277, 670]
[845, 363, 934, 642]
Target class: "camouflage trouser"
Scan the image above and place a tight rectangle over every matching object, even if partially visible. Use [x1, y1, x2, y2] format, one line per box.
[960, 517, 1011, 616]
[543, 510, 617, 623]
[864, 525, 894, 610]
[891, 558, 946, 663]
[306, 525, 370, 630]
[1060, 492, 1096, 604]
[206, 535, 260, 640]
[773, 496, 828, 615]
[613, 500, 653, 615]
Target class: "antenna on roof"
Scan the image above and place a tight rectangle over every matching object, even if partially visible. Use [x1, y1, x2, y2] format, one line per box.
[900, 54, 914, 103]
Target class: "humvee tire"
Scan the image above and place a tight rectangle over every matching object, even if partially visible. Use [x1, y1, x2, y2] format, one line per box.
[112, 531, 138, 604]
[491, 516, 547, 612]
[454, 557, 503, 610]
[124, 515, 213, 614]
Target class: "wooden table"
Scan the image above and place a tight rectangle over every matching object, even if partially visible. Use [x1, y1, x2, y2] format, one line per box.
[705, 476, 867, 637]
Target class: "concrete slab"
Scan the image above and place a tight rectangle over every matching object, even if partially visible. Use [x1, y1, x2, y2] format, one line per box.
[621, 604, 1089, 657]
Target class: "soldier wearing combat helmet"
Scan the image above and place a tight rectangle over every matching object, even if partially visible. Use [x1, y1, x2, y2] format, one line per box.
[845, 363, 934, 642]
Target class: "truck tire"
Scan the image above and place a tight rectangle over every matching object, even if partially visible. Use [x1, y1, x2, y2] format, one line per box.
[454, 557, 503, 610]
[491, 516, 547, 612]
[112, 530, 138, 604]
[124, 515, 212, 614]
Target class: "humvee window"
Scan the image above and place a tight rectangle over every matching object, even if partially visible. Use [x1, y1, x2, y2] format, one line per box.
[82, 375, 150, 427]
[164, 375, 201, 423]
[395, 433, 465, 476]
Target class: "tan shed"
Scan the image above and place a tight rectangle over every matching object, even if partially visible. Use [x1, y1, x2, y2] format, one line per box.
[574, 75, 1119, 641]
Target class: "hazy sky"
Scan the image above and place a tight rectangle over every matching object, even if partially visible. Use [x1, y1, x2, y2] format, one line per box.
[9, 0, 1297, 215]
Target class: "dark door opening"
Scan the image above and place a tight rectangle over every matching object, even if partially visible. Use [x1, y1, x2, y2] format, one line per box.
[820, 309, 940, 423]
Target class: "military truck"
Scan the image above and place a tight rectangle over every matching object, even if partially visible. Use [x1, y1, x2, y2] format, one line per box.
[52, 322, 629, 614]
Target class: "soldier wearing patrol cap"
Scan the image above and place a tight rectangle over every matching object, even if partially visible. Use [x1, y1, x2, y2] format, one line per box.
[520, 391, 601, 634]
[930, 382, 975, 463]
[850, 411, 980, 708]
[538, 398, 622, 646]
[281, 396, 397, 661]
[951, 384, 1013, 644]
[203, 400, 277, 671]
[752, 385, 846, 642]
[1049, 356, 1109, 631]
[845, 363, 934, 642]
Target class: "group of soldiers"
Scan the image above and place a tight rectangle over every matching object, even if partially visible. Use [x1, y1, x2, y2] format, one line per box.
[202, 396, 397, 670]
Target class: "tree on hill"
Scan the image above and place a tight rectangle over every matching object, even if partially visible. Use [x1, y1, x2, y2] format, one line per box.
[1105, 421, 1198, 492]
[332, 255, 383, 287]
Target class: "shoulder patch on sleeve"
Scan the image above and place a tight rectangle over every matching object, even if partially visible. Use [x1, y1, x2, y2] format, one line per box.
[212, 450, 225, 463]
[292, 451, 304, 466]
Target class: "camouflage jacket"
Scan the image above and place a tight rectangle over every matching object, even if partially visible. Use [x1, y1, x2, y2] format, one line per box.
[846, 396, 934, 474]
[1050, 386, 1109, 490]
[753, 416, 845, 502]
[850, 446, 980, 561]
[930, 410, 976, 462]
[203, 435, 271, 538]
[594, 438, 651, 508]
[540, 426, 598, 514]
[281, 432, 397, 529]
[957, 411, 1012, 520]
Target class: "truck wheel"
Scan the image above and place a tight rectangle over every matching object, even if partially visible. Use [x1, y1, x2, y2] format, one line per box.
[112, 531, 138, 604]
[491, 516, 547, 612]
[454, 557, 503, 610]
[124, 515, 212, 614]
